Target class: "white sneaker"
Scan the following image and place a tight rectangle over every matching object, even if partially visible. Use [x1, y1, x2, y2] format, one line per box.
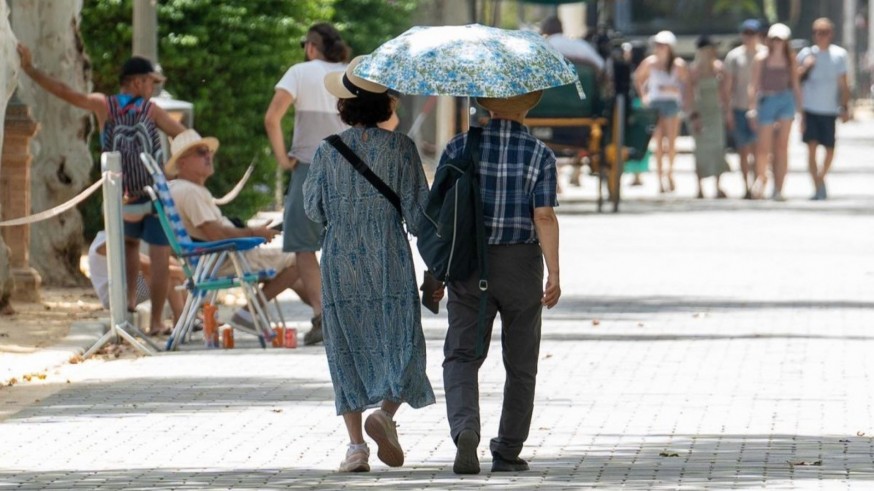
[365, 409, 404, 467]
[338, 445, 370, 472]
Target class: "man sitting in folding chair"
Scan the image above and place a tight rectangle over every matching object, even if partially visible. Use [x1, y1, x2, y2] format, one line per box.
[164, 129, 311, 333]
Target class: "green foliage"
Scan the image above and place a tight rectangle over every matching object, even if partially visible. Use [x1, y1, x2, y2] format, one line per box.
[332, 0, 419, 56]
[79, 0, 418, 238]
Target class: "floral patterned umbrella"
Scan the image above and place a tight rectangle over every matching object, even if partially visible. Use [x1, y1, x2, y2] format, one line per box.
[353, 24, 584, 99]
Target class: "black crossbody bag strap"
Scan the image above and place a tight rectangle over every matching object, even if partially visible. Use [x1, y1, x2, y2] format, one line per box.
[325, 135, 403, 216]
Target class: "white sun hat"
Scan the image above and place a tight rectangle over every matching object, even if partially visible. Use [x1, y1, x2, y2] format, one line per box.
[652, 30, 677, 47]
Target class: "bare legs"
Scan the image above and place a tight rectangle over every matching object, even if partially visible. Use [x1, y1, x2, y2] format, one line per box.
[772, 119, 792, 198]
[753, 118, 793, 200]
[654, 116, 680, 193]
[807, 142, 835, 199]
[342, 400, 401, 445]
[752, 122, 774, 199]
[738, 145, 755, 198]
[296, 251, 322, 317]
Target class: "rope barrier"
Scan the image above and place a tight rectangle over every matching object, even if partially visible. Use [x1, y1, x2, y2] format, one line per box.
[0, 157, 257, 227]
[0, 175, 106, 227]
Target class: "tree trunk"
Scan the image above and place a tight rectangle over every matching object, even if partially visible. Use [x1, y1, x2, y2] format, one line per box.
[12, 0, 90, 286]
[0, 1, 18, 307]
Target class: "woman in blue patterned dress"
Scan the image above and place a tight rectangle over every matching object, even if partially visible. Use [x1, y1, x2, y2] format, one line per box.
[304, 57, 437, 473]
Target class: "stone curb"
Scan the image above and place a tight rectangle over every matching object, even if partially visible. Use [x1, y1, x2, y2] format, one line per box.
[0, 319, 108, 384]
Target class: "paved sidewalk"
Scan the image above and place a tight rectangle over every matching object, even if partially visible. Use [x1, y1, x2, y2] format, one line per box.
[1, 119, 873, 489]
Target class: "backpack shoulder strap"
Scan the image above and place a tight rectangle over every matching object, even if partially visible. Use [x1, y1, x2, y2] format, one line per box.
[464, 126, 489, 358]
[325, 135, 403, 217]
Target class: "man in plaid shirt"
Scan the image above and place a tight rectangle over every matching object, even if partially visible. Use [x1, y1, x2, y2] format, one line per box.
[440, 90, 561, 475]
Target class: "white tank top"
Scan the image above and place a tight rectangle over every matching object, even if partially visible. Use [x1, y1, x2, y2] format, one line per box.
[648, 66, 682, 102]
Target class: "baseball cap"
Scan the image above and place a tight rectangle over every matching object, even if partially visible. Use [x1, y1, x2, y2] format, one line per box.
[119, 56, 166, 84]
[768, 23, 791, 41]
[696, 35, 719, 49]
[652, 30, 677, 47]
[740, 19, 762, 33]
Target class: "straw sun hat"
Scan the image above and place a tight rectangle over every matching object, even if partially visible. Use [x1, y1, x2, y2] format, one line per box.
[477, 90, 543, 115]
[165, 129, 219, 176]
[324, 56, 389, 99]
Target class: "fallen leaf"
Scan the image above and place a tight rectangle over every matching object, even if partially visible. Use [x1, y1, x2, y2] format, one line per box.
[22, 374, 32, 382]
[857, 431, 866, 437]
[788, 460, 822, 467]
[66, 380, 71, 384]
[43, 305, 51, 311]
[271, 409, 283, 413]
[693, 313, 700, 318]
[36, 373, 46, 380]
[637, 322, 644, 327]
[7, 378, 17, 386]
[69, 355, 83, 364]
[592, 319, 600, 326]
[659, 451, 680, 457]
[839, 439, 850, 443]
[544, 354, 553, 359]
[0, 333, 8, 337]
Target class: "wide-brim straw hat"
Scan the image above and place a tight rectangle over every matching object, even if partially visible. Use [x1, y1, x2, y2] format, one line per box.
[477, 90, 543, 115]
[325, 56, 389, 99]
[165, 129, 219, 176]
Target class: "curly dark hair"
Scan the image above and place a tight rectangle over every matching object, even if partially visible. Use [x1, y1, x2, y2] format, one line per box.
[307, 23, 351, 63]
[337, 93, 393, 127]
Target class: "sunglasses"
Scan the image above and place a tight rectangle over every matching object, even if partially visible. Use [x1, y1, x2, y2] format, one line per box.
[184, 146, 212, 159]
[814, 29, 831, 36]
[299, 38, 308, 49]
[741, 30, 757, 36]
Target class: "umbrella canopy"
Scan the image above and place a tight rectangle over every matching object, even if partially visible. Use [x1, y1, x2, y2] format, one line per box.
[353, 24, 584, 99]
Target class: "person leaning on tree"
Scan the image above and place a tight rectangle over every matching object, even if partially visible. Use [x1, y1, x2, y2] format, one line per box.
[17, 44, 186, 336]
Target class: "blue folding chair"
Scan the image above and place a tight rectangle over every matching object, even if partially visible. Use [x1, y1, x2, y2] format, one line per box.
[140, 153, 285, 350]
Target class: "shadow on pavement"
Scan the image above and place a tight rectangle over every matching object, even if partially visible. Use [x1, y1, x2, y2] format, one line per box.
[1, 433, 871, 488]
[551, 295, 874, 316]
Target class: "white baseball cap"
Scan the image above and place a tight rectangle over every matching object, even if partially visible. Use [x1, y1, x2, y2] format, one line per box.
[768, 23, 791, 40]
[652, 30, 677, 47]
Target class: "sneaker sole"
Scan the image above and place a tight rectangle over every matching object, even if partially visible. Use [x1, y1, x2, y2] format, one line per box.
[365, 416, 404, 467]
[339, 461, 370, 473]
[453, 430, 480, 474]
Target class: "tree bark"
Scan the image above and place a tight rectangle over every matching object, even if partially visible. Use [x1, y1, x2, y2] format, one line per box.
[12, 0, 90, 286]
[0, 1, 19, 307]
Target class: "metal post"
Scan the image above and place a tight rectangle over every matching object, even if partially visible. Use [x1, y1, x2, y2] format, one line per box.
[132, 0, 158, 62]
[83, 153, 158, 357]
[843, 0, 857, 92]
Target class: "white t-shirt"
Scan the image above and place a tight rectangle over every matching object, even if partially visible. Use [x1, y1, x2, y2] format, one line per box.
[797, 44, 848, 115]
[724, 44, 767, 110]
[167, 179, 234, 241]
[274, 59, 349, 163]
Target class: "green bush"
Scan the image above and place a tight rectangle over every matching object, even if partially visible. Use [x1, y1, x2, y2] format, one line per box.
[79, 0, 418, 240]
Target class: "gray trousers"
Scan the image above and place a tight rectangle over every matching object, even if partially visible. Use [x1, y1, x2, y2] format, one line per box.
[443, 243, 543, 460]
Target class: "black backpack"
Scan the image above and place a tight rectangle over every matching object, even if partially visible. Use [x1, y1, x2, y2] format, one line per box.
[103, 95, 163, 199]
[417, 127, 490, 355]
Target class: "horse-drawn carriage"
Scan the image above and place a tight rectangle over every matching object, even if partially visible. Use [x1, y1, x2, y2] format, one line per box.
[523, 60, 658, 212]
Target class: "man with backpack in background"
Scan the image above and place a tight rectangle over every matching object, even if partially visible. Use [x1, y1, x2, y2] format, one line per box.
[796, 17, 851, 201]
[18, 44, 186, 336]
[436, 91, 561, 475]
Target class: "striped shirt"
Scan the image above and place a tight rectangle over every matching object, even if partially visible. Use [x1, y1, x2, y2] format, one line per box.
[438, 118, 558, 245]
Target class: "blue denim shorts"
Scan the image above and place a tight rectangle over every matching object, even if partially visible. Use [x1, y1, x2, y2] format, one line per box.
[123, 197, 169, 246]
[649, 99, 680, 118]
[757, 90, 795, 125]
[732, 109, 757, 148]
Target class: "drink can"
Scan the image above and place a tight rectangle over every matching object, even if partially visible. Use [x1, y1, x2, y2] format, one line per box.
[284, 327, 297, 349]
[221, 326, 235, 349]
[203, 302, 219, 348]
[272, 326, 284, 348]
